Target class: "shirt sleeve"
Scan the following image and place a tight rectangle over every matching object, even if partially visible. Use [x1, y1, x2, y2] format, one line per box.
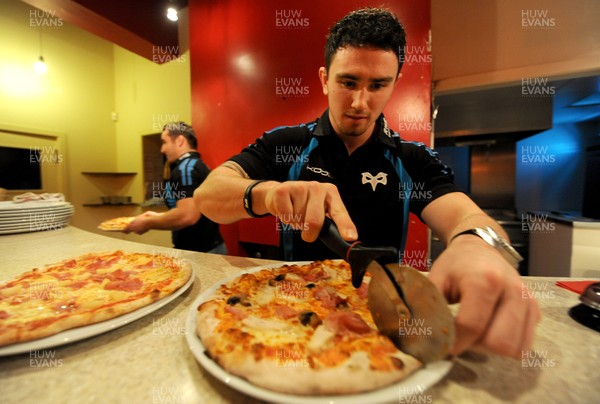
[228, 126, 313, 181]
[172, 158, 209, 201]
[400, 141, 463, 218]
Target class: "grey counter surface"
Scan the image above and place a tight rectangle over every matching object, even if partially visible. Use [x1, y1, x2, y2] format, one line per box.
[1, 226, 599, 403]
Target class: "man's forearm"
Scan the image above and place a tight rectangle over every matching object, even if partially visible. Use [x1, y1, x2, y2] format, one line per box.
[144, 205, 196, 231]
[422, 192, 510, 246]
[194, 166, 278, 224]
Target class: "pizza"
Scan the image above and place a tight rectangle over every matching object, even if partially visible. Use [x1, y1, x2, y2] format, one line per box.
[0, 250, 191, 347]
[196, 260, 422, 396]
[98, 216, 135, 231]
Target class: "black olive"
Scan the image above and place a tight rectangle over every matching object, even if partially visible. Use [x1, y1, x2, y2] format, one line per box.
[227, 295, 251, 306]
[299, 311, 322, 328]
[299, 311, 313, 326]
[305, 283, 315, 289]
[275, 274, 286, 281]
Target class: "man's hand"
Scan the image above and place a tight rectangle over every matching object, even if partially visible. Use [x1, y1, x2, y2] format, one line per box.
[124, 211, 161, 235]
[428, 235, 541, 359]
[261, 181, 357, 243]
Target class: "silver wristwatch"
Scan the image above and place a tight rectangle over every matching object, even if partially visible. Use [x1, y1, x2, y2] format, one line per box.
[452, 226, 523, 268]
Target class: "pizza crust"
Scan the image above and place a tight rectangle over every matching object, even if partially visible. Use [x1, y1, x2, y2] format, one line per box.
[98, 216, 135, 231]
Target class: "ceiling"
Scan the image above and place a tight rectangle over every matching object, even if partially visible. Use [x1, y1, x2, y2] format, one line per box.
[73, 0, 183, 47]
[20, 0, 188, 62]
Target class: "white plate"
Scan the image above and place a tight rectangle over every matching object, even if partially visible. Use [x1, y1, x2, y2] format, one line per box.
[0, 222, 70, 235]
[0, 209, 73, 217]
[0, 212, 73, 221]
[0, 201, 72, 211]
[0, 265, 195, 356]
[0, 224, 69, 232]
[0, 209, 73, 218]
[0, 214, 73, 226]
[0, 207, 74, 217]
[185, 263, 452, 403]
[0, 217, 72, 231]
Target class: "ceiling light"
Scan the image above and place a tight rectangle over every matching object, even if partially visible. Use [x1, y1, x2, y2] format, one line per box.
[34, 56, 47, 74]
[166, 7, 178, 21]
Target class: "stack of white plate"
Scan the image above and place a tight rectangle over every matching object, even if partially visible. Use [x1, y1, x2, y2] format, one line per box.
[0, 201, 75, 235]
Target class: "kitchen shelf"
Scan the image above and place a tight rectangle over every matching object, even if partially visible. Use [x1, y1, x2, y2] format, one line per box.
[82, 172, 137, 176]
[83, 203, 138, 207]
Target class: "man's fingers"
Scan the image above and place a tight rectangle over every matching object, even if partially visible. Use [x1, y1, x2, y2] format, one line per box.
[301, 186, 327, 242]
[268, 183, 299, 224]
[518, 287, 542, 356]
[450, 269, 504, 356]
[266, 181, 356, 243]
[474, 277, 529, 358]
[324, 185, 357, 241]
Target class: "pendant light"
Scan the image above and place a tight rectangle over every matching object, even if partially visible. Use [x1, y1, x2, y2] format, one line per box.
[34, 29, 47, 74]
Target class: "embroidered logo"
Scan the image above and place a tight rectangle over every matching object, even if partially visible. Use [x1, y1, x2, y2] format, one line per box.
[361, 172, 388, 191]
[306, 165, 333, 179]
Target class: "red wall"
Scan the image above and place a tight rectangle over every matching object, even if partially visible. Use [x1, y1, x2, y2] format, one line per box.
[188, 0, 432, 267]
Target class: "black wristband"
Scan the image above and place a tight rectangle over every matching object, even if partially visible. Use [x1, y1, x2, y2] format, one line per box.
[243, 180, 269, 218]
[450, 229, 480, 243]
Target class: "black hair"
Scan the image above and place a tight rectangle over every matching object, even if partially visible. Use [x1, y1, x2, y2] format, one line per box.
[324, 7, 406, 74]
[163, 121, 197, 149]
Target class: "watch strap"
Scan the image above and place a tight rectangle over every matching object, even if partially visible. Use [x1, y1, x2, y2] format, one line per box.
[451, 226, 523, 268]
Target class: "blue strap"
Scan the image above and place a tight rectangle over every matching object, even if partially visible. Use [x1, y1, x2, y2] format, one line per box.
[384, 148, 411, 257]
[282, 137, 319, 260]
[287, 137, 319, 181]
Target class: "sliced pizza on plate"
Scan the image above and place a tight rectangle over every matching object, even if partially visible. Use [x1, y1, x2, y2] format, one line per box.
[194, 260, 424, 396]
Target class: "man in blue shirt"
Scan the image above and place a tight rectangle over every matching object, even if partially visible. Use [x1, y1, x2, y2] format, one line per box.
[126, 122, 225, 254]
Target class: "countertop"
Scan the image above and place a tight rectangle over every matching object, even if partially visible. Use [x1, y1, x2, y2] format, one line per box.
[1, 226, 599, 403]
[529, 211, 600, 228]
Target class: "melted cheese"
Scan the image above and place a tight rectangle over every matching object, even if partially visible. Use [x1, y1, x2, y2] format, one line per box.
[242, 316, 308, 345]
[307, 324, 334, 353]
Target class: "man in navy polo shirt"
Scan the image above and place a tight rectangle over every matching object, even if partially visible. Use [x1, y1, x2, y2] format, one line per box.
[126, 122, 225, 254]
[194, 8, 539, 359]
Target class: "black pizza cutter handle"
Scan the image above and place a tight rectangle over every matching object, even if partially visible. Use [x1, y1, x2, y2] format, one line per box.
[318, 217, 398, 288]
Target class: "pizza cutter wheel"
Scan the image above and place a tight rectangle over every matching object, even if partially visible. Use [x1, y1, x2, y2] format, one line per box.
[319, 218, 455, 363]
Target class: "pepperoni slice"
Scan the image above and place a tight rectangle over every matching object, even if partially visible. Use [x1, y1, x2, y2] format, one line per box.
[323, 311, 373, 337]
[104, 277, 143, 292]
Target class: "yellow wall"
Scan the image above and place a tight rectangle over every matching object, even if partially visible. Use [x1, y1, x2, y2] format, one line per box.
[0, 0, 191, 248]
[109, 46, 191, 247]
[113, 46, 191, 198]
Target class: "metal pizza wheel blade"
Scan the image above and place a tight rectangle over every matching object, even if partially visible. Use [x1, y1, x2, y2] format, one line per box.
[368, 262, 455, 363]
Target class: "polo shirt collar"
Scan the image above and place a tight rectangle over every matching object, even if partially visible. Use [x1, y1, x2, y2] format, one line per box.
[313, 109, 398, 149]
[176, 150, 199, 163]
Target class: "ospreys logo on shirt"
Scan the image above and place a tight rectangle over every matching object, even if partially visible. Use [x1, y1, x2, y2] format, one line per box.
[362, 172, 387, 191]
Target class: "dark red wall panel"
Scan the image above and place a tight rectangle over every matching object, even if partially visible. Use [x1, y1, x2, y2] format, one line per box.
[189, 0, 431, 265]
